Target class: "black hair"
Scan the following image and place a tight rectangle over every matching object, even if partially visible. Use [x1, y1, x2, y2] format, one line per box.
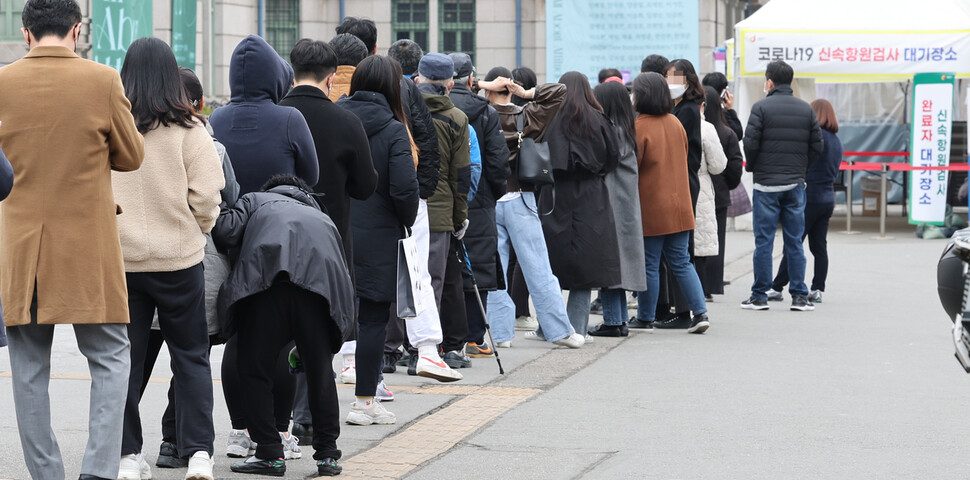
[121, 37, 204, 134]
[664, 59, 705, 103]
[702, 86, 729, 135]
[290, 38, 337, 83]
[510, 66, 537, 106]
[21, 0, 80, 39]
[336, 16, 378, 55]
[483, 66, 513, 95]
[633, 72, 672, 116]
[598, 68, 622, 84]
[178, 67, 203, 109]
[555, 71, 603, 138]
[766, 60, 794, 85]
[262, 174, 312, 192]
[329, 33, 368, 67]
[594, 81, 636, 145]
[387, 39, 423, 76]
[701, 72, 729, 94]
[640, 54, 669, 75]
[350, 55, 408, 127]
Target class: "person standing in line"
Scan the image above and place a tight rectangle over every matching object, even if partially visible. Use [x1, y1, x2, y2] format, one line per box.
[692, 92, 729, 301]
[214, 174, 354, 478]
[388, 39, 422, 77]
[279, 38, 378, 444]
[209, 34, 319, 461]
[631, 73, 710, 334]
[768, 98, 842, 304]
[540, 71, 621, 339]
[447, 53, 512, 358]
[702, 72, 744, 141]
[588, 81, 647, 337]
[112, 37, 224, 480]
[695, 86, 743, 298]
[741, 60, 824, 312]
[480, 67, 585, 349]
[0, 0, 145, 477]
[327, 33, 369, 101]
[413, 53, 472, 367]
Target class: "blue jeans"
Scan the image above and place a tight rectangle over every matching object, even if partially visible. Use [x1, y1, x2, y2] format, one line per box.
[636, 232, 707, 322]
[487, 193, 574, 343]
[600, 288, 627, 326]
[751, 186, 808, 299]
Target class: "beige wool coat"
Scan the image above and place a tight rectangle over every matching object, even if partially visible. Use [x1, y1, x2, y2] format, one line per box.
[0, 46, 144, 326]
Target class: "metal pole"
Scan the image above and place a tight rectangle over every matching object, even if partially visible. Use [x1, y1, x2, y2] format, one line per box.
[845, 163, 853, 232]
[875, 163, 893, 240]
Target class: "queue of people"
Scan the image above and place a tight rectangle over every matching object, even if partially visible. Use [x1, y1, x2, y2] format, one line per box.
[0, 1, 837, 478]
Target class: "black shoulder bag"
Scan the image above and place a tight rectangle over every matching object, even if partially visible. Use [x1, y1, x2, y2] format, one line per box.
[515, 112, 555, 215]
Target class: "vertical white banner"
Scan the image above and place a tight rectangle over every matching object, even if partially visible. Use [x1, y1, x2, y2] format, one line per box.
[909, 77, 954, 225]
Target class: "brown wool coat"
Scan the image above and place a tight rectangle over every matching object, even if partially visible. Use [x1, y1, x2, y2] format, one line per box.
[635, 113, 695, 237]
[0, 46, 144, 326]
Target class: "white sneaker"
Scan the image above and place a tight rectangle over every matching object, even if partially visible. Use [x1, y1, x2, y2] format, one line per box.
[226, 429, 256, 458]
[765, 289, 784, 301]
[280, 432, 301, 460]
[525, 330, 545, 341]
[339, 365, 356, 384]
[184, 451, 213, 480]
[514, 315, 538, 331]
[346, 400, 397, 425]
[495, 340, 512, 348]
[118, 453, 152, 480]
[584, 333, 595, 344]
[415, 352, 463, 382]
[553, 333, 585, 349]
[376, 381, 394, 402]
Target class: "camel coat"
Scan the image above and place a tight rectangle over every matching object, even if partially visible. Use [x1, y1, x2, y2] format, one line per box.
[635, 113, 694, 237]
[0, 46, 144, 326]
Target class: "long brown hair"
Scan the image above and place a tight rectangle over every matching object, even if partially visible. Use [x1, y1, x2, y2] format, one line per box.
[812, 98, 839, 133]
[556, 71, 603, 138]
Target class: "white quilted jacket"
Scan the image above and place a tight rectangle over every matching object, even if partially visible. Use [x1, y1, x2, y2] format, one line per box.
[696, 119, 727, 257]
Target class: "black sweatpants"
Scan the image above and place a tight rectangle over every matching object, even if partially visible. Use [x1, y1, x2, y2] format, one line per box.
[464, 290, 488, 345]
[142, 330, 178, 443]
[696, 207, 729, 296]
[235, 283, 342, 461]
[773, 201, 835, 292]
[122, 264, 214, 458]
[222, 335, 294, 432]
[439, 237, 469, 353]
[356, 298, 391, 398]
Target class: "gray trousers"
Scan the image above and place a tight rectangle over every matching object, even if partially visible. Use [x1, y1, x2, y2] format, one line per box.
[7, 308, 130, 480]
[566, 289, 591, 337]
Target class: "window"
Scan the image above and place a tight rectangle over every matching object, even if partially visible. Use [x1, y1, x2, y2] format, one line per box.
[392, 0, 429, 53]
[1, 0, 25, 41]
[265, 0, 299, 58]
[439, 0, 474, 61]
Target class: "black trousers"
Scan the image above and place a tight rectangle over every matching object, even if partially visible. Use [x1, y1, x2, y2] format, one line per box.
[357, 298, 391, 398]
[235, 283, 341, 461]
[222, 335, 294, 432]
[440, 237, 469, 353]
[773, 201, 835, 292]
[696, 207, 729, 296]
[464, 290, 488, 345]
[384, 312, 408, 360]
[122, 264, 214, 457]
[142, 331, 179, 444]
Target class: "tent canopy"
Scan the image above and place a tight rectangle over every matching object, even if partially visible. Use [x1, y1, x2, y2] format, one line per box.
[734, 0, 970, 81]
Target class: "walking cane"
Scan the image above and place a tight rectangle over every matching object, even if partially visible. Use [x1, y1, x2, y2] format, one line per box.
[454, 239, 505, 375]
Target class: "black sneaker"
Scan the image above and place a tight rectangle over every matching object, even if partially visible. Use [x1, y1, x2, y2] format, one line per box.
[653, 313, 691, 329]
[292, 422, 313, 446]
[587, 323, 627, 337]
[156, 440, 187, 468]
[442, 350, 472, 368]
[382, 353, 397, 374]
[230, 457, 286, 476]
[741, 297, 769, 310]
[687, 314, 710, 334]
[589, 297, 603, 314]
[396, 351, 411, 367]
[791, 295, 815, 311]
[317, 458, 343, 476]
[407, 354, 418, 376]
[627, 317, 654, 331]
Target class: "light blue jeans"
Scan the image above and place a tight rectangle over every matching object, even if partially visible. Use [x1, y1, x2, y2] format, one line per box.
[487, 193, 574, 343]
[636, 231, 708, 322]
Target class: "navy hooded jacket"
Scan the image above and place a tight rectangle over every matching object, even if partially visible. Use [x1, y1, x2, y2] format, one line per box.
[210, 35, 319, 195]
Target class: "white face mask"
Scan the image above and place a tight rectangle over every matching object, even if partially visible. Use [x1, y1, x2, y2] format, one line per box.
[668, 84, 686, 100]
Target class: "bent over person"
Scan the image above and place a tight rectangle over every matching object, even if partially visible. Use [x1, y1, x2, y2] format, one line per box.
[0, 0, 145, 478]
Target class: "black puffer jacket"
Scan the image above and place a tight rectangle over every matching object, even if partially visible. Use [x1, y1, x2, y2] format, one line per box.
[712, 123, 744, 209]
[743, 85, 823, 186]
[449, 83, 511, 291]
[401, 76, 441, 199]
[212, 185, 355, 349]
[338, 91, 420, 302]
[672, 98, 702, 208]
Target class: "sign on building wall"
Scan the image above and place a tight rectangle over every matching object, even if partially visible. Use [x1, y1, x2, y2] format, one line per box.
[172, 0, 197, 68]
[740, 31, 970, 79]
[91, 0, 153, 71]
[546, 0, 699, 83]
[909, 72, 955, 226]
